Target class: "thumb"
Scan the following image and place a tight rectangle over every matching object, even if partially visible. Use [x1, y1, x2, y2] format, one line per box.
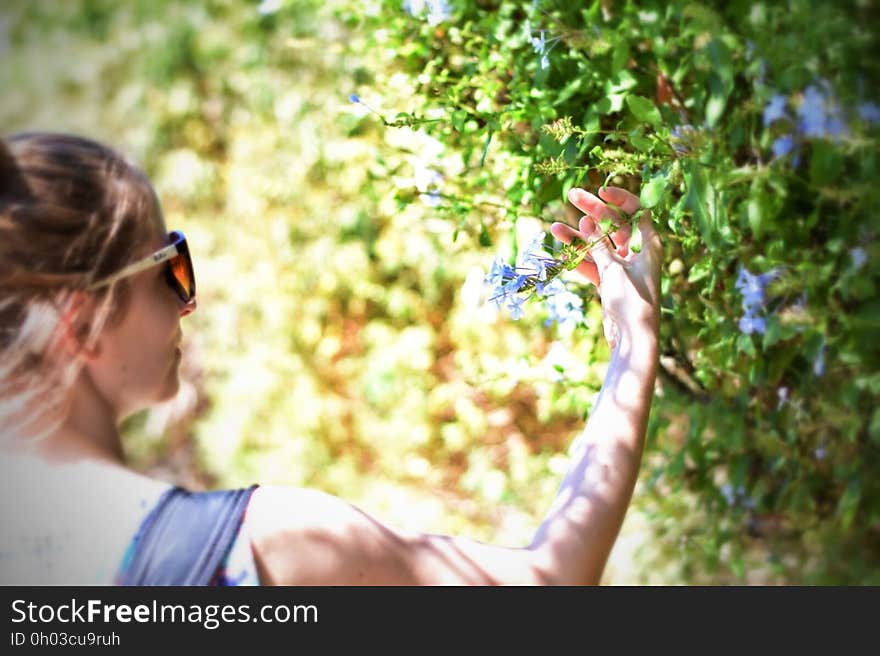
[579, 215, 625, 277]
[637, 209, 662, 255]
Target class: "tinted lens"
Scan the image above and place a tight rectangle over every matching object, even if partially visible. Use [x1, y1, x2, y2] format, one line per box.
[165, 232, 195, 302]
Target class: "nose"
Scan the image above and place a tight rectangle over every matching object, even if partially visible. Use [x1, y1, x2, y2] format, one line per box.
[179, 298, 197, 317]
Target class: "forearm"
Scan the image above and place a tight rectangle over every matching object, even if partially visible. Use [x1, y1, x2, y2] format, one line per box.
[529, 324, 659, 584]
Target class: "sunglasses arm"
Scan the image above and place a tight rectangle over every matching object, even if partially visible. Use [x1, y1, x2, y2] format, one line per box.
[87, 243, 181, 291]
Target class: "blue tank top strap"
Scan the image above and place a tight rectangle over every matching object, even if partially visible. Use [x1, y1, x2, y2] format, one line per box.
[115, 484, 258, 586]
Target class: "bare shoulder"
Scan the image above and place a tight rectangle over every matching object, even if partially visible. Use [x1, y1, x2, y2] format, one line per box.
[243, 485, 411, 585]
[243, 485, 544, 586]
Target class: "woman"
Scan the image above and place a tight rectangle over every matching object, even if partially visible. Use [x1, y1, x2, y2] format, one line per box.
[0, 132, 661, 585]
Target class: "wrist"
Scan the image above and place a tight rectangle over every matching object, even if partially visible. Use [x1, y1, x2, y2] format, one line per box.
[612, 326, 659, 369]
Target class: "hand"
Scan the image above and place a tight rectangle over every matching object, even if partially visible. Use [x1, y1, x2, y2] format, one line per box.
[550, 186, 662, 349]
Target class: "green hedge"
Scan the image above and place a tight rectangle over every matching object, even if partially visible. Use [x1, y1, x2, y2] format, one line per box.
[347, 0, 880, 583]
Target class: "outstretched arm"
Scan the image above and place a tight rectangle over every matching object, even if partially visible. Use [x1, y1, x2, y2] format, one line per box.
[245, 186, 662, 585]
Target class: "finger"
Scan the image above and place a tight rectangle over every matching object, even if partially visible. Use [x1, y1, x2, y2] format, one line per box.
[611, 221, 633, 257]
[637, 208, 662, 254]
[568, 187, 620, 223]
[550, 222, 600, 286]
[574, 260, 600, 286]
[580, 215, 627, 275]
[550, 221, 580, 244]
[598, 186, 641, 215]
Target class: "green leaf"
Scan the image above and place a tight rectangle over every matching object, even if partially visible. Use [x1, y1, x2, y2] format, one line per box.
[704, 39, 733, 128]
[687, 258, 712, 283]
[451, 109, 468, 132]
[705, 79, 728, 128]
[611, 40, 630, 75]
[478, 221, 491, 247]
[629, 133, 653, 152]
[685, 161, 718, 250]
[762, 315, 783, 349]
[869, 408, 880, 445]
[626, 95, 662, 127]
[596, 93, 626, 115]
[836, 478, 862, 531]
[479, 128, 494, 167]
[737, 333, 756, 358]
[629, 227, 643, 253]
[640, 174, 668, 208]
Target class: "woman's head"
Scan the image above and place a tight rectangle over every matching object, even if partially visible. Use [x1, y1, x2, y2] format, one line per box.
[0, 132, 195, 442]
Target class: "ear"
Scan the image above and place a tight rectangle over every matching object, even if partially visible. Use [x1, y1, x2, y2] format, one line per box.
[57, 291, 102, 360]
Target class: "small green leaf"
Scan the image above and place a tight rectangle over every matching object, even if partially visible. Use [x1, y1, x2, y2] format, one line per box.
[869, 408, 880, 445]
[737, 333, 757, 358]
[629, 226, 643, 253]
[687, 258, 712, 283]
[451, 109, 468, 132]
[626, 95, 662, 127]
[611, 41, 630, 75]
[478, 221, 491, 247]
[836, 478, 862, 531]
[630, 133, 654, 152]
[640, 174, 668, 208]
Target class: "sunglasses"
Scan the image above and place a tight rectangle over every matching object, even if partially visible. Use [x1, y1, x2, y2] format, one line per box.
[87, 230, 196, 304]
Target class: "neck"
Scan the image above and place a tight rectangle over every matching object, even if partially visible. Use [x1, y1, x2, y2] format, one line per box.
[40, 369, 126, 466]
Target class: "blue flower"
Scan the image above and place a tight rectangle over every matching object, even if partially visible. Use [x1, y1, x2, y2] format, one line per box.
[738, 314, 767, 335]
[850, 247, 868, 270]
[813, 340, 826, 377]
[536, 278, 565, 297]
[483, 231, 591, 323]
[485, 258, 514, 287]
[772, 134, 796, 158]
[777, 386, 789, 410]
[501, 274, 527, 296]
[349, 93, 361, 104]
[736, 266, 773, 310]
[797, 83, 848, 140]
[413, 162, 443, 207]
[544, 289, 584, 333]
[798, 85, 827, 137]
[763, 94, 789, 127]
[736, 266, 779, 337]
[507, 296, 526, 320]
[403, 0, 450, 25]
[426, 0, 451, 25]
[528, 28, 559, 70]
[857, 102, 880, 124]
[522, 232, 550, 280]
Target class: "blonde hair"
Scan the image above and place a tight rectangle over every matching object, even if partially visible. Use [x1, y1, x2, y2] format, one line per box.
[0, 132, 160, 442]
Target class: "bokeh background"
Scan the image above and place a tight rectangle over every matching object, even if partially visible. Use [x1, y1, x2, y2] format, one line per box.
[3, 0, 878, 584]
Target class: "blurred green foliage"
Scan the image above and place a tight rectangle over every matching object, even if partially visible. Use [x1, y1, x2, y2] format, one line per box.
[2, 0, 879, 584]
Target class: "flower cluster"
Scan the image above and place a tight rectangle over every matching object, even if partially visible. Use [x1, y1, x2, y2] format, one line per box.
[402, 0, 451, 26]
[542, 116, 575, 142]
[720, 483, 756, 509]
[669, 124, 704, 157]
[413, 161, 443, 207]
[735, 266, 779, 335]
[256, 0, 282, 16]
[533, 155, 568, 176]
[763, 81, 880, 163]
[484, 231, 593, 332]
[528, 29, 560, 70]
